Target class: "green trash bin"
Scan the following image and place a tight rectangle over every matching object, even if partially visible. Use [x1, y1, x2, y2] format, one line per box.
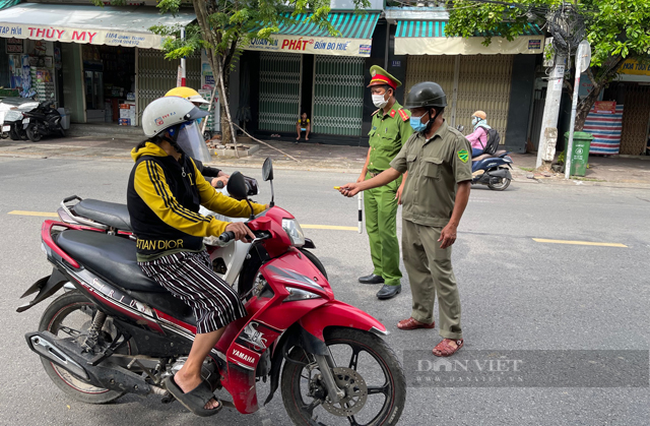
[564, 131, 593, 177]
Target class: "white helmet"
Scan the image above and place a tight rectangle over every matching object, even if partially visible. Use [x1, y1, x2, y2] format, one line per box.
[142, 96, 208, 138]
[142, 96, 211, 162]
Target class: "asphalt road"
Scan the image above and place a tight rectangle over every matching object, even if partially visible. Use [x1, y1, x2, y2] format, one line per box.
[1, 156, 648, 425]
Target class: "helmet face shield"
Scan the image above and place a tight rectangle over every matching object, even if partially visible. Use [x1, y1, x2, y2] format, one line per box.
[176, 121, 211, 163]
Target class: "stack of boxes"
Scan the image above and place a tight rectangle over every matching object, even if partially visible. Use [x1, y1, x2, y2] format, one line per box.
[119, 101, 136, 126]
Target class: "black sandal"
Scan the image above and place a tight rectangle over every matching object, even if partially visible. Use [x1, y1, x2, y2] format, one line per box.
[164, 375, 222, 417]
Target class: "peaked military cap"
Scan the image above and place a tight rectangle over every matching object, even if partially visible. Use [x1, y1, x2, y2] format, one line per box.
[367, 65, 402, 90]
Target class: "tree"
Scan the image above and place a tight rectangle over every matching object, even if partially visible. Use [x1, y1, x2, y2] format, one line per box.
[446, 0, 650, 131]
[151, 0, 367, 145]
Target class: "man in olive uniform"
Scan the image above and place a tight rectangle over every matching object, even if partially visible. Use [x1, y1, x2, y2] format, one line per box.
[358, 65, 413, 300]
[339, 82, 471, 357]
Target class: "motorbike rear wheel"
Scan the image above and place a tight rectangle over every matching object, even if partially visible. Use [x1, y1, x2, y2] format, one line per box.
[281, 328, 406, 426]
[38, 291, 132, 404]
[26, 124, 42, 142]
[487, 173, 511, 191]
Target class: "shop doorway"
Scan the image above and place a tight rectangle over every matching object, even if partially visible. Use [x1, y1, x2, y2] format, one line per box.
[81, 45, 136, 124]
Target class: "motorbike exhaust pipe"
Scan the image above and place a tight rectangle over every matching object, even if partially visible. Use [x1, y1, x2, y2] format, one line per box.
[25, 331, 153, 395]
[26, 331, 90, 380]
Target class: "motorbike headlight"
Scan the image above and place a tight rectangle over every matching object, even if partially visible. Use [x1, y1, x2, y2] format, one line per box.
[282, 218, 305, 247]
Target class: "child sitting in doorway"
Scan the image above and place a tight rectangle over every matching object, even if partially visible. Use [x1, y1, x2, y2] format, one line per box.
[296, 112, 310, 143]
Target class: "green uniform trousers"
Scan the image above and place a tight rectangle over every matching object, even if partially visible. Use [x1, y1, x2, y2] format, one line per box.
[364, 173, 402, 287]
[402, 219, 462, 339]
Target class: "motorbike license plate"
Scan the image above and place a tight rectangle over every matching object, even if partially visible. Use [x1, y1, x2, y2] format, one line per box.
[2, 126, 9, 132]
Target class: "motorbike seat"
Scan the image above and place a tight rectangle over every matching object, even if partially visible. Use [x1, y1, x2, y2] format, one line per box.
[472, 153, 493, 162]
[472, 150, 509, 163]
[55, 230, 164, 292]
[74, 199, 132, 232]
[55, 230, 196, 325]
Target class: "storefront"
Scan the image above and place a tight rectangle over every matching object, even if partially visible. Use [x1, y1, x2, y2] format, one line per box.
[242, 12, 380, 140]
[393, 19, 545, 149]
[0, 3, 196, 125]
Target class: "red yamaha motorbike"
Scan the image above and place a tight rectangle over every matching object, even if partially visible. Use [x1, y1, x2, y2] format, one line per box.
[18, 158, 406, 425]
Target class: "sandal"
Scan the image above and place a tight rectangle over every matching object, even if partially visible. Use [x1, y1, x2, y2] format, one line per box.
[164, 375, 222, 417]
[432, 339, 464, 357]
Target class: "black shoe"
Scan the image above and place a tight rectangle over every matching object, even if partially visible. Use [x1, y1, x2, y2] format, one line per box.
[358, 274, 384, 284]
[376, 284, 401, 300]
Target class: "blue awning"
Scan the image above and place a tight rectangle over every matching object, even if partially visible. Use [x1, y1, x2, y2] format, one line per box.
[244, 12, 380, 57]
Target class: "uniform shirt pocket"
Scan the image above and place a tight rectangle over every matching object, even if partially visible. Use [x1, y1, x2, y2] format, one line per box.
[423, 157, 443, 179]
[406, 154, 417, 167]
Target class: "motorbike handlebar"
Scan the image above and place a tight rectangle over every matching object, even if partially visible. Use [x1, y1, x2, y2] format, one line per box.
[218, 231, 236, 244]
[217, 229, 271, 244]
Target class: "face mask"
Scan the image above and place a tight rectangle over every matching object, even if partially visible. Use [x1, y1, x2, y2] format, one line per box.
[372, 93, 388, 109]
[410, 114, 428, 132]
[472, 116, 480, 126]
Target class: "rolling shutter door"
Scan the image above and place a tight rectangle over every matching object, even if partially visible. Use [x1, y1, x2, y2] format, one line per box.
[313, 55, 364, 136]
[405, 55, 513, 145]
[620, 85, 650, 155]
[258, 52, 301, 133]
[137, 49, 200, 124]
[456, 55, 513, 145]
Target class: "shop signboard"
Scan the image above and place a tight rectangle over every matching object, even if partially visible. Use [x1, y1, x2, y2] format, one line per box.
[619, 59, 650, 77]
[0, 24, 170, 50]
[244, 35, 372, 57]
[594, 101, 617, 114]
[6, 37, 22, 53]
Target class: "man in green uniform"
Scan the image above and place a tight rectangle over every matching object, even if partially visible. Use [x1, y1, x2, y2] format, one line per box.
[358, 65, 413, 300]
[339, 82, 472, 357]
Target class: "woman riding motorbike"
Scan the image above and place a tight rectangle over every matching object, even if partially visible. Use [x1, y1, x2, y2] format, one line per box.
[127, 96, 266, 416]
[466, 110, 491, 157]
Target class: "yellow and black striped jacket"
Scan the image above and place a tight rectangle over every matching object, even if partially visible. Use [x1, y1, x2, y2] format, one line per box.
[127, 142, 265, 261]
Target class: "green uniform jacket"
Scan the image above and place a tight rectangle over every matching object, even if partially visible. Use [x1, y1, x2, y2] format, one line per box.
[367, 102, 413, 172]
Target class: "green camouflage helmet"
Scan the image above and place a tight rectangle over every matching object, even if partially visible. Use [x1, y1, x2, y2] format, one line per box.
[404, 82, 448, 109]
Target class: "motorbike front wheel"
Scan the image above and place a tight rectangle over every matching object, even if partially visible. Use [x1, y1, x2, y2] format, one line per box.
[281, 328, 406, 426]
[38, 291, 132, 404]
[26, 124, 43, 142]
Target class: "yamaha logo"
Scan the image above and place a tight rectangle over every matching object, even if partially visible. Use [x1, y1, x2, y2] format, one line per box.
[232, 349, 255, 364]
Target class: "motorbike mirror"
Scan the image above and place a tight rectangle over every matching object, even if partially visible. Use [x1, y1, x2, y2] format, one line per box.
[227, 171, 248, 200]
[262, 157, 274, 181]
[457, 125, 465, 133]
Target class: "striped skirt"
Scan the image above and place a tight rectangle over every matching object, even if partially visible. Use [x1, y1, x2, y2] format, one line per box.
[138, 250, 247, 334]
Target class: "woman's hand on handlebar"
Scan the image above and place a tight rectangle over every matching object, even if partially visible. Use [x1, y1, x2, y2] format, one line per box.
[225, 222, 255, 242]
[211, 176, 229, 188]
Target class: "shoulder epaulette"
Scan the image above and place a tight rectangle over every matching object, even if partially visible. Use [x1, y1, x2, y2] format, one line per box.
[398, 109, 410, 122]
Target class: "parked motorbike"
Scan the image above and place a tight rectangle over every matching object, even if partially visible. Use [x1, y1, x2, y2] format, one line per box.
[1, 97, 39, 141]
[23, 97, 65, 142]
[18, 158, 406, 424]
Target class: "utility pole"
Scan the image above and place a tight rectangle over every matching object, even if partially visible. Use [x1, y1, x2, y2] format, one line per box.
[564, 40, 591, 179]
[536, 53, 567, 169]
[180, 28, 187, 87]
